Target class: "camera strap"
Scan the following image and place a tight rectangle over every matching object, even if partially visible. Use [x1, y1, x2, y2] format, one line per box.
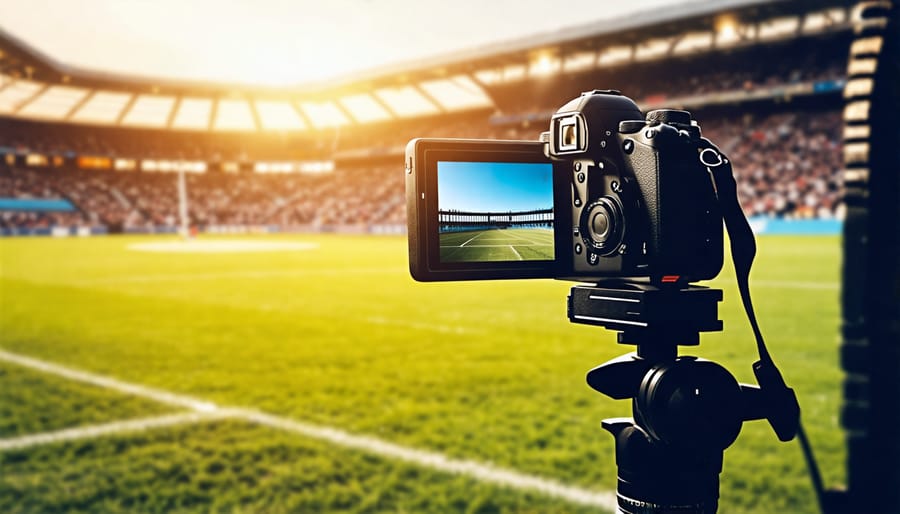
[698, 138, 800, 442]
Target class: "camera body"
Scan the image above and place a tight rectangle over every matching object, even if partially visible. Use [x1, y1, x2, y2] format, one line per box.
[546, 90, 723, 283]
[406, 90, 723, 284]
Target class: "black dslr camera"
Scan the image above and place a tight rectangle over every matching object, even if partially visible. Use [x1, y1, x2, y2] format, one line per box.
[406, 90, 801, 514]
[406, 90, 723, 284]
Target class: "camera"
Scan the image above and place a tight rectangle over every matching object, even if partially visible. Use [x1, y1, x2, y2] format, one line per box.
[406, 90, 723, 283]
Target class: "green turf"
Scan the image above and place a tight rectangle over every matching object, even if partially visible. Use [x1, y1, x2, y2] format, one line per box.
[0, 234, 845, 513]
[439, 228, 554, 262]
[0, 363, 175, 438]
[0, 419, 602, 514]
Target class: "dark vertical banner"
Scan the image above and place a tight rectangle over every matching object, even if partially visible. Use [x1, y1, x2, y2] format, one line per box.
[841, 1, 900, 512]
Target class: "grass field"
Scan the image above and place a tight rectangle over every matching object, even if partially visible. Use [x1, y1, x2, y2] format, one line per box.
[439, 228, 554, 262]
[0, 233, 844, 513]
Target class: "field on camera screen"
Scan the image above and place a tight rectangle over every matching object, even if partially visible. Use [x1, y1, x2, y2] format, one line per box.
[439, 228, 554, 262]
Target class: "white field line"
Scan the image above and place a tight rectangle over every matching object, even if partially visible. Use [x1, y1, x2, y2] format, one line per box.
[459, 232, 483, 247]
[0, 348, 618, 511]
[508, 245, 524, 261]
[0, 350, 220, 413]
[0, 411, 233, 452]
[440, 244, 552, 248]
[236, 408, 618, 510]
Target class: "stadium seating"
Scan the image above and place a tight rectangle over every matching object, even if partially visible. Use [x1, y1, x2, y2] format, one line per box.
[0, 29, 848, 233]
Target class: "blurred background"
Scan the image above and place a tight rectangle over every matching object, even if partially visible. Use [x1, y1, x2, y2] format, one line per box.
[0, 1, 854, 513]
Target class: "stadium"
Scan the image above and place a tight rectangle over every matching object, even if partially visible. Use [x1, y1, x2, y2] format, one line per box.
[0, 0, 888, 512]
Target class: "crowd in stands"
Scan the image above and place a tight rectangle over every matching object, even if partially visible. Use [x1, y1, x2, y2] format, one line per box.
[0, 104, 842, 233]
[0, 30, 849, 233]
[0, 163, 405, 232]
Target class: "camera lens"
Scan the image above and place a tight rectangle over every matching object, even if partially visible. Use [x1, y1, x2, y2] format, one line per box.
[581, 196, 624, 256]
[592, 211, 610, 238]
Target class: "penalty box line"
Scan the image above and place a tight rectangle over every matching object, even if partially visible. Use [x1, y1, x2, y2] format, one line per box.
[0, 349, 618, 512]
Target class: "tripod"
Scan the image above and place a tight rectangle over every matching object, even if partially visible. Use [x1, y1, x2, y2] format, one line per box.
[571, 281, 780, 514]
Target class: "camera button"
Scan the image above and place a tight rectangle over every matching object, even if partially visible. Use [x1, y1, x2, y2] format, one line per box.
[577, 172, 585, 183]
[575, 243, 583, 255]
[574, 198, 582, 207]
[588, 252, 600, 266]
[623, 139, 635, 154]
[645, 129, 656, 139]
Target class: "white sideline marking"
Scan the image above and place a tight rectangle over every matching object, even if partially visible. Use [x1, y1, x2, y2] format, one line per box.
[440, 244, 552, 248]
[459, 233, 482, 247]
[236, 408, 618, 510]
[509, 245, 524, 261]
[0, 349, 618, 511]
[0, 350, 220, 413]
[0, 411, 232, 452]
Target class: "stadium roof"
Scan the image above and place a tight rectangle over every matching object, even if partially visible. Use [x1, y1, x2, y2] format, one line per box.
[0, 0, 852, 132]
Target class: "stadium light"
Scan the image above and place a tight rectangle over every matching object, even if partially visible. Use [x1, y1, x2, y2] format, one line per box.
[473, 69, 502, 85]
[715, 15, 740, 46]
[597, 46, 632, 66]
[634, 38, 673, 61]
[758, 16, 800, 41]
[113, 158, 137, 171]
[502, 64, 527, 82]
[673, 32, 714, 55]
[562, 51, 597, 73]
[528, 54, 560, 77]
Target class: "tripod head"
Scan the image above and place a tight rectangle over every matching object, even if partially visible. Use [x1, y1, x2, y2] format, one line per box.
[571, 281, 795, 513]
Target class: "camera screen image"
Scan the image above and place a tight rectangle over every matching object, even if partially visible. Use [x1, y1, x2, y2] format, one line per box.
[437, 161, 554, 263]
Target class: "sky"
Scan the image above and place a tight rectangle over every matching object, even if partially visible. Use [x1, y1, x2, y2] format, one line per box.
[438, 161, 553, 213]
[0, 0, 697, 87]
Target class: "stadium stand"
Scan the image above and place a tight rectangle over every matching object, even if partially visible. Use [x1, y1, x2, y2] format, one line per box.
[0, 0, 852, 235]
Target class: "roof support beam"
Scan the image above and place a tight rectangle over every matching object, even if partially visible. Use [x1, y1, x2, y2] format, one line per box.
[247, 97, 262, 132]
[290, 101, 314, 131]
[166, 95, 182, 130]
[413, 84, 446, 114]
[115, 93, 139, 126]
[207, 98, 218, 131]
[11, 82, 48, 115]
[64, 89, 95, 121]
